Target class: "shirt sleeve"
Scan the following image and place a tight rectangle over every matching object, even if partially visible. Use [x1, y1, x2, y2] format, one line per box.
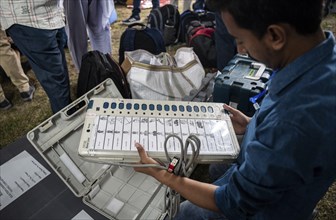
[214, 119, 315, 218]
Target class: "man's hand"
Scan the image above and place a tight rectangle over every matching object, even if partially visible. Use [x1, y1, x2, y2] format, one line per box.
[134, 143, 167, 179]
[134, 143, 220, 212]
[224, 104, 250, 135]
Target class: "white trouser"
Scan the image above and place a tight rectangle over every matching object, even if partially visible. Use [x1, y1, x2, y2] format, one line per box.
[63, 0, 114, 71]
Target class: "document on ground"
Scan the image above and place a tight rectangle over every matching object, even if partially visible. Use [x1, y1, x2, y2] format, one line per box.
[0, 150, 50, 210]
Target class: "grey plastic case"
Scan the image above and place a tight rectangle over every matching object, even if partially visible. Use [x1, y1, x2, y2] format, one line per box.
[26, 79, 167, 220]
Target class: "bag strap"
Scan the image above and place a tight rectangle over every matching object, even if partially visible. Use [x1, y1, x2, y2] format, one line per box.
[93, 51, 107, 79]
[163, 71, 176, 100]
[129, 55, 199, 72]
[156, 8, 164, 31]
[105, 54, 132, 98]
[148, 8, 160, 31]
[128, 22, 146, 29]
[123, 29, 136, 52]
[173, 5, 181, 43]
[170, 71, 189, 99]
[100, 52, 111, 69]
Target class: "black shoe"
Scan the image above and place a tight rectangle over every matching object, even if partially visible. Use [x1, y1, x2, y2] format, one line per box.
[20, 85, 35, 101]
[0, 98, 12, 110]
[122, 15, 141, 25]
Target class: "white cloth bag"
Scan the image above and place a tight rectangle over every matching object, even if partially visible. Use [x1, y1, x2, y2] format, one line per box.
[124, 47, 205, 100]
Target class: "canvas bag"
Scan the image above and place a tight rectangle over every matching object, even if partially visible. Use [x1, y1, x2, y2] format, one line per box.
[123, 47, 205, 100]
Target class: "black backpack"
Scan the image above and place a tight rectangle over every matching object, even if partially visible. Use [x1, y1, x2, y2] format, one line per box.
[179, 9, 215, 43]
[118, 23, 166, 64]
[147, 4, 180, 46]
[183, 10, 216, 69]
[179, 10, 199, 43]
[188, 24, 217, 69]
[77, 50, 131, 98]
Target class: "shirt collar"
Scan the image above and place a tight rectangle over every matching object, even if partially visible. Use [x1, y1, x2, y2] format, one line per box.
[269, 31, 335, 95]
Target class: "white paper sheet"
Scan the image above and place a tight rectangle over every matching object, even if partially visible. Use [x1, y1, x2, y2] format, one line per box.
[0, 150, 50, 210]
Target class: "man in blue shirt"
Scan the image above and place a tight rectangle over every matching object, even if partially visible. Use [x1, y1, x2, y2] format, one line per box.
[133, 0, 336, 219]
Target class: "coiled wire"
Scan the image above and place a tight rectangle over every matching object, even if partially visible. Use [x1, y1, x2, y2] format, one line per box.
[163, 134, 201, 219]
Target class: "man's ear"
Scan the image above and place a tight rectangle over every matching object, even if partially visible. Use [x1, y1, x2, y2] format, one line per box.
[265, 24, 286, 51]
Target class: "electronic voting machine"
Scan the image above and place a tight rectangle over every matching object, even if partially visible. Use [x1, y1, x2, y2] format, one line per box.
[78, 98, 240, 164]
[27, 79, 168, 220]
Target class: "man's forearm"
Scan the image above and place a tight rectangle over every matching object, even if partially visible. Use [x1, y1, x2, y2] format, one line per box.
[154, 170, 220, 212]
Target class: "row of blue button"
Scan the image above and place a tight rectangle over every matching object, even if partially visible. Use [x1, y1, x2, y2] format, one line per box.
[102, 102, 214, 113]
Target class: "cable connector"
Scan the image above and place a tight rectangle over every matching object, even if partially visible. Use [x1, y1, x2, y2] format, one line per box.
[167, 157, 179, 174]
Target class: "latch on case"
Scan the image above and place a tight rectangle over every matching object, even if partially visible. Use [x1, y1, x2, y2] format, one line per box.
[244, 62, 266, 80]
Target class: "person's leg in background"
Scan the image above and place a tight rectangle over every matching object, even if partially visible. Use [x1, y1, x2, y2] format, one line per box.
[86, 0, 113, 55]
[182, 0, 192, 12]
[7, 24, 71, 113]
[132, 0, 142, 17]
[123, 0, 160, 25]
[170, 198, 228, 220]
[151, 0, 160, 9]
[0, 28, 34, 110]
[122, 0, 142, 24]
[63, 0, 89, 72]
[56, 28, 69, 78]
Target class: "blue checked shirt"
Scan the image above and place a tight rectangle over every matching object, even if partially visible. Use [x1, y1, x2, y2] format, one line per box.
[214, 31, 336, 220]
[0, 0, 64, 30]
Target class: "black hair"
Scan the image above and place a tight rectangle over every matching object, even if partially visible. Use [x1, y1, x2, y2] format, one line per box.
[207, 0, 323, 38]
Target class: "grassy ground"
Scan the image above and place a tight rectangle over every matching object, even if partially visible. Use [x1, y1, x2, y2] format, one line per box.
[0, 3, 335, 219]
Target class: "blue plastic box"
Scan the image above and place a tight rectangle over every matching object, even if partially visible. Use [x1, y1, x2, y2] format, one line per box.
[213, 54, 273, 116]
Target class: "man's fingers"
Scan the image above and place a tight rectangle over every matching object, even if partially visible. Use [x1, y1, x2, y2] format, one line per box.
[135, 142, 148, 161]
[223, 104, 237, 115]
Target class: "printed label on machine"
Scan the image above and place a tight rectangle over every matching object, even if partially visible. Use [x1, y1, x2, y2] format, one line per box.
[78, 98, 240, 163]
[87, 116, 232, 154]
